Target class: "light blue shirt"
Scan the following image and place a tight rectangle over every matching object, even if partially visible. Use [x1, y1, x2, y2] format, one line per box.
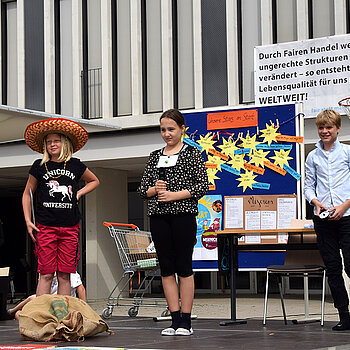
[304, 139, 350, 216]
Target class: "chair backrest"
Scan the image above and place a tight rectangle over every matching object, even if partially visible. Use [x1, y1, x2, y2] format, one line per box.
[287, 232, 317, 244]
[284, 249, 325, 267]
[284, 233, 325, 267]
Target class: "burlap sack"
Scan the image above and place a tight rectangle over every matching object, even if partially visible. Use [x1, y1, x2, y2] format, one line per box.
[18, 294, 113, 342]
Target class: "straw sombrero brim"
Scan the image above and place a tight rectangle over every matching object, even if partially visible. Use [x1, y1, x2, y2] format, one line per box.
[24, 118, 89, 154]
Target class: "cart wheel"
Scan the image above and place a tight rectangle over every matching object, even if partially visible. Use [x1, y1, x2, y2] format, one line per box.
[102, 308, 112, 319]
[128, 307, 139, 318]
[161, 309, 170, 317]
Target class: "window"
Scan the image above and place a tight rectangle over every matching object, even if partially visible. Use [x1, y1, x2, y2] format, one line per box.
[112, 0, 132, 116]
[175, 0, 195, 110]
[201, 0, 228, 107]
[59, 0, 73, 116]
[141, 0, 163, 113]
[24, 0, 45, 111]
[2, 1, 18, 106]
[311, 0, 335, 38]
[82, 0, 102, 119]
[239, 0, 261, 103]
[275, 0, 297, 43]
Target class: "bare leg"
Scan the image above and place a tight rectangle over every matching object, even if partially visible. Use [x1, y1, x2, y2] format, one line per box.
[9, 294, 36, 315]
[179, 275, 194, 313]
[160, 275, 182, 335]
[57, 271, 71, 295]
[8, 294, 36, 320]
[161, 275, 180, 312]
[36, 273, 54, 296]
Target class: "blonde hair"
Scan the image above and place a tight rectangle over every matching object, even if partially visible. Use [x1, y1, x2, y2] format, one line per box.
[40, 134, 73, 165]
[316, 109, 341, 129]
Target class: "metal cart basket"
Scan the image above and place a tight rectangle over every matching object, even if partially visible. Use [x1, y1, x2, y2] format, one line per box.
[101, 222, 169, 319]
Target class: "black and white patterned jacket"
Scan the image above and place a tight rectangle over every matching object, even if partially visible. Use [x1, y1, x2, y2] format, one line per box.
[138, 145, 209, 216]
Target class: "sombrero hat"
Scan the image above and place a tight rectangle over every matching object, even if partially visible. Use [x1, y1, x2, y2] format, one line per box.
[24, 118, 89, 153]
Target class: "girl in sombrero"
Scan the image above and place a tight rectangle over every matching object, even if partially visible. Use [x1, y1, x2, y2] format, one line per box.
[22, 118, 99, 296]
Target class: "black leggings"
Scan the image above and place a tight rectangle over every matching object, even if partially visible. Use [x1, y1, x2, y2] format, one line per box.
[150, 213, 197, 277]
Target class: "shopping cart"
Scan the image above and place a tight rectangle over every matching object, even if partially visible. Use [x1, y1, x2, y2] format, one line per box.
[101, 222, 169, 319]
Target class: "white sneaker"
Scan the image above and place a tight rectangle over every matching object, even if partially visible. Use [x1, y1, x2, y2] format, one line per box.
[175, 327, 193, 336]
[161, 327, 176, 336]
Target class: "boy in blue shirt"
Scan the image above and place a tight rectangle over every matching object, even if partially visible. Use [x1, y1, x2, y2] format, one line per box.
[304, 109, 350, 331]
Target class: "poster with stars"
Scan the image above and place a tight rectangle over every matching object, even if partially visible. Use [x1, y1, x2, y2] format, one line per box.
[183, 104, 299, 197]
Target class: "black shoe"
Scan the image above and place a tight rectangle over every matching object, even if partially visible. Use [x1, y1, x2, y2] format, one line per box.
[332, 321, 350, 331]
[5, 309, 15, 320]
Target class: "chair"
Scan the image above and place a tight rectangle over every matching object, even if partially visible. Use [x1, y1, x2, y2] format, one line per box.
[0, 267, 9, 321]
[263, 233, 326, 326]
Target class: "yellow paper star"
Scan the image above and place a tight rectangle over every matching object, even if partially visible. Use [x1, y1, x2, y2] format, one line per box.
[239, 131, 261, 151]
[270, 149, 293, 168]
[182, 127, 190, 140]
[206, 168, 220, 185]
[207, 155, 225, 171]
[260, 122, 281, 145]
[227, 154, 246, 171]
[217, 138, 239, 158]
[236, 170, 258, 192]
[197, 133, 217, 155]
[249, 149, 270, 168]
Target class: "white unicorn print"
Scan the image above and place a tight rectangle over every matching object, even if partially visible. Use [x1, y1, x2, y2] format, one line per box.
[46, 180, 73, 201]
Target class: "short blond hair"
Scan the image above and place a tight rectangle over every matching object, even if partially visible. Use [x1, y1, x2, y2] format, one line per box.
[316, 109, 341, 129]
[41, 133, 73, 165]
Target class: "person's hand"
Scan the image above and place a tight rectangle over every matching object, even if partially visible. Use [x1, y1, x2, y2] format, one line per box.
[155, 180, 167, 193]
[157, 190, 175, 202]
[312, 199, 328, 216]
[26, 221, 39, 243]
[328, 204, 347, 221]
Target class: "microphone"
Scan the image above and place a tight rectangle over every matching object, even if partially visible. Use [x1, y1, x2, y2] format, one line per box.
[158, 168, 166, 204]
[159, 168, 166, 181]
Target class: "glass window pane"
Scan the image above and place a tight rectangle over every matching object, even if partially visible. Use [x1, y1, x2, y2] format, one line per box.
[88, 0, 101, 68]
[241, 0, 261, 103]
[312, 0, 335, 38]
[60, 0, 73, 116]
[145, 0, 162, 113]
[7, 2, 17, 107]
[177, 0, 194, 110]
[276, 0, 297, 43]
[201, 0, 228, 107]
[87, 0, 102, 118]
[116, 0, 132, 116]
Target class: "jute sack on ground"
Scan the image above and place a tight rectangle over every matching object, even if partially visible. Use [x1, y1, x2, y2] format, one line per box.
[19, 294, 113, 342]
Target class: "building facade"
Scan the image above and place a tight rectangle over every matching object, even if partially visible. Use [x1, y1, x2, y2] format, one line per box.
[0, 0, 349, 299]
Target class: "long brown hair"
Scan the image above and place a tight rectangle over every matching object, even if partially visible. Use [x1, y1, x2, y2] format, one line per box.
[160, 109, 186, 128]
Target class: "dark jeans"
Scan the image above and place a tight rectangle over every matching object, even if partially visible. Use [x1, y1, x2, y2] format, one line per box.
[313, 215, 350, 310]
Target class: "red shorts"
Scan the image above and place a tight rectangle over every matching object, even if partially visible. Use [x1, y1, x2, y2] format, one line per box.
[35, 223, 80, 274]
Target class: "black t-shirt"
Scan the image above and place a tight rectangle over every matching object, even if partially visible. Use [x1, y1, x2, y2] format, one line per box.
[29, 158, 87, 227]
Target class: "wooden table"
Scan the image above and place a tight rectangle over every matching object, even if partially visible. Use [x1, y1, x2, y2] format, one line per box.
[216, 228, 316, 326]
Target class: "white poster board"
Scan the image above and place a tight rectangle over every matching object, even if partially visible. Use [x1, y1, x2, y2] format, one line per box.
[255, 34, 350, 116]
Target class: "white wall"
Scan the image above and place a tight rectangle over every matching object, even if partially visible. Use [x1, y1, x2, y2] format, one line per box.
[86, 167, 128, 300]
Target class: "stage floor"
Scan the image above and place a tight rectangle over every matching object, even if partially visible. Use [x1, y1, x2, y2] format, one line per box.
[1, 316, 350, 350]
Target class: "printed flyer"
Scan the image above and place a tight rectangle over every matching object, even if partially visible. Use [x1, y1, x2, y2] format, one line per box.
[193, 195, 222, 261]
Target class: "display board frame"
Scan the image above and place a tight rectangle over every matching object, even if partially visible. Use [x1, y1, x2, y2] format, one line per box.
[183, 103, 304, 270]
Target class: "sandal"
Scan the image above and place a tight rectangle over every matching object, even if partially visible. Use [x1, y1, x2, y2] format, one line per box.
[161, 327, 176, 336]
[175, 327, 193, 336]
